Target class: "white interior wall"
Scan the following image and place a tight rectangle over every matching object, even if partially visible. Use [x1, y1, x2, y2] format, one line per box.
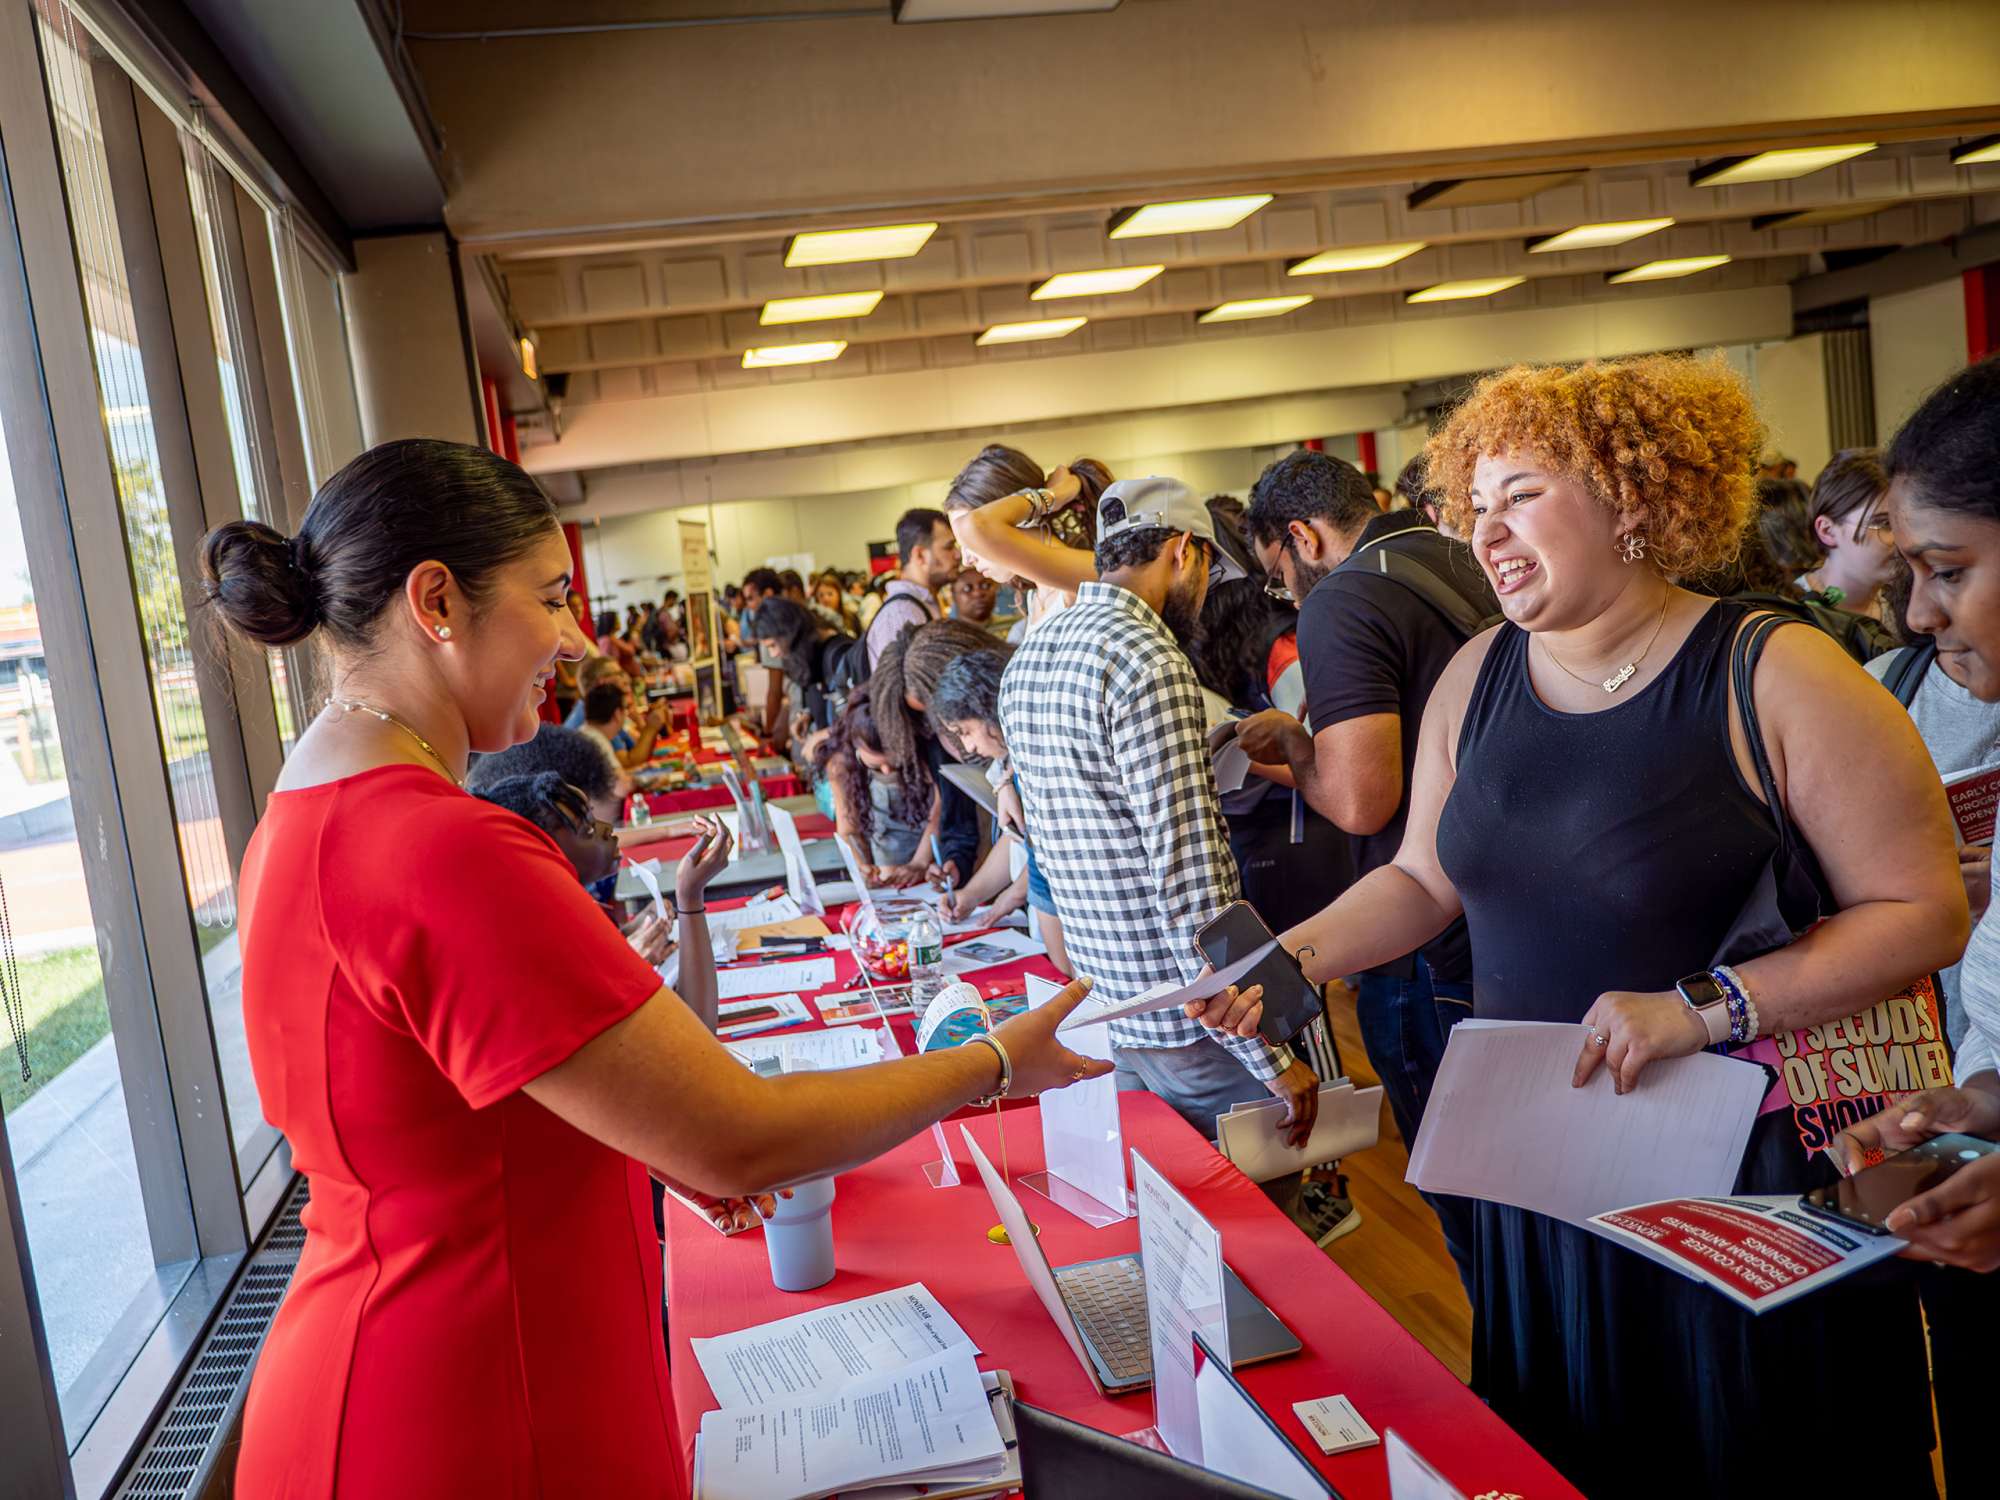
[1871, 277, 1967, 440]
[1749, 333, 1833, 479]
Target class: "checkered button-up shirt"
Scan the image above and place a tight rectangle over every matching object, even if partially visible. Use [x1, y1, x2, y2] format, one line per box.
[999, 582, 1292, 1082]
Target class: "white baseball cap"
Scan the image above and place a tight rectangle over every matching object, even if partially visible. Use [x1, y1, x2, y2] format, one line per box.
[1096, 476, 1246, 583]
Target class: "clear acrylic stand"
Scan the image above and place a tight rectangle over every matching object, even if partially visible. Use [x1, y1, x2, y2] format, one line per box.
[1017, 1170, 1132, 1228]
[855, 965, 961, 1189]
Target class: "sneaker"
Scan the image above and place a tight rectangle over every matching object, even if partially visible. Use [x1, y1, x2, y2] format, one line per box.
[1292, 1176, 1362, 1249]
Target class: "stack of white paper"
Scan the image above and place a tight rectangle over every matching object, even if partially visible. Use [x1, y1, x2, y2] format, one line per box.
[1405, 1019, 1765, 1225]
[714, 957, 838, 1001]
[691, 1282, 978, 1409]
[692, 1344, 1006, 1500]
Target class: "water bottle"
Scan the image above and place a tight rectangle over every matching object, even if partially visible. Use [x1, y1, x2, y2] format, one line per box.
[907, 909, 946, 1010]
[629, 794, 652, 829]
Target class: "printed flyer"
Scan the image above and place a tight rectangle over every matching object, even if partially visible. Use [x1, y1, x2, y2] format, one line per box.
[1587, 1193, 1906, 1313]
[1944, 760, 2000, 846]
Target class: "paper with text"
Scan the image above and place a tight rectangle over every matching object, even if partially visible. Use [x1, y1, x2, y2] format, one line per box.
[769, 803, 824, 915]
[1134, 1150, 1229, 1462]
[725, 1027, 881, 1075]
[714, 958, 837, 1001]
[1406, 1020, 1765, 1225]
[1056, 941, 1274, 1034]
[691, 1283, 977, 1410]
[715, 994, 812, 1037]
[693, 1342, 1004, 1500]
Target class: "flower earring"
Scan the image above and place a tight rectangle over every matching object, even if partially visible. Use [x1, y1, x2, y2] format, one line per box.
[1617, 532, 1648, 564]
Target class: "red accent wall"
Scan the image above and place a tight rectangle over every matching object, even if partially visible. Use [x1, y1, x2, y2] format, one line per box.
[1967, 265, 2000, 364]
[1356, 431, 1379, 476]
[564, 522, 594, 640]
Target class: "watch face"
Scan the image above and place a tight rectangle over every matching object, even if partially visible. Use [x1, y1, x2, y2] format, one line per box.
[1678, 973, 1726, 1008]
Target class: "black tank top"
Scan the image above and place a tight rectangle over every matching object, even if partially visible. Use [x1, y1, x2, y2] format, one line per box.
[1435, 599, 1780, 1022]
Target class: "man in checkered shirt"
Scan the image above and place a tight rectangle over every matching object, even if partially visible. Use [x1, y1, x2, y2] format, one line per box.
[999, 476, 1321, 1146]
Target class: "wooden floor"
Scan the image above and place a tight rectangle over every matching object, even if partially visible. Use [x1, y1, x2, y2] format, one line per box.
[1316, 985, 1472, 1383]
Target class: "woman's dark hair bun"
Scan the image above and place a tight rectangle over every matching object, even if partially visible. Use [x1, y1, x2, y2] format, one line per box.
[200, 519, 320, 646]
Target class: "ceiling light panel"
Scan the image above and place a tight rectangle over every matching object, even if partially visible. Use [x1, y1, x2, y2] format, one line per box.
[1031, 265, 1164, 299]
[760, 290, 883, 325]
[1198, 296, 1312, 324]
[1606, 255, 1732, 284]
[1527, 218, 1674, 253]
[1288, 242, 1426, 275]
[1952, 134, 2000, 166]
[785, 223, 937, 267]
[977, 317, 1087, 345]
[1109, 194, 1273, 238]
[1750, 201, 1897, 230]
[742, 341, 847, 368]
[1406, 277, 1525, 304]
[894, 0, 1120, 20]
[1690, 144, 1875, 187]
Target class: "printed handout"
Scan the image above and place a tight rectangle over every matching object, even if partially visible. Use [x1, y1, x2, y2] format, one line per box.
[691, 1282, 977, 1410]
[714, 957, 837, 1000]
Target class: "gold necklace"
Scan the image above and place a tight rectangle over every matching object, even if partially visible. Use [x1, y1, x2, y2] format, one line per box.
[1539, 590, 1673, 694]
[333, 698, 465, 787]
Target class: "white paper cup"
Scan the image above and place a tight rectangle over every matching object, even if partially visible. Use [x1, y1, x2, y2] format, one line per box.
[763, 1175, 837, 1291]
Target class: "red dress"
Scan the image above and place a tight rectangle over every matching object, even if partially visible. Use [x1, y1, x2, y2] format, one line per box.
[234, 765, 682, 1498]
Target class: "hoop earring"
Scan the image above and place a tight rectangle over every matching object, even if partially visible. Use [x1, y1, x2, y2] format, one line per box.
[1617, 532, 1648, 565]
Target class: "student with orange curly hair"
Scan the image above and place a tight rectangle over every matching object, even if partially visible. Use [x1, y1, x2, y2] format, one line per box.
[1261, 354, 1965, 1496]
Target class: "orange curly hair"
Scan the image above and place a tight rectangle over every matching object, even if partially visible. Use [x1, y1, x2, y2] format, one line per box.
[1424, 354, 1763, 578]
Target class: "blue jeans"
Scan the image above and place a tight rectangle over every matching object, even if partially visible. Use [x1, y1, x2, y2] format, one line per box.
[1355, 955, 1474, 1294]
[1113, 1036, 1272, 1142]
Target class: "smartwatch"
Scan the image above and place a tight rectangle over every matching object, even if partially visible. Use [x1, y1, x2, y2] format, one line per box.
[1675, 971, 1734, 1047]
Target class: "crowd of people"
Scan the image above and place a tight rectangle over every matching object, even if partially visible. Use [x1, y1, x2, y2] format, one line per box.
[198, 346, 2000, 1499]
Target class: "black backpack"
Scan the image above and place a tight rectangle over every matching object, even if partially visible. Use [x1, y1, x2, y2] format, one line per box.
[1730, 591, 1901, 666]
[1877, 639, 1939, 707]
[1337, 529, 1504, 643]
[816, 633, 869, 726]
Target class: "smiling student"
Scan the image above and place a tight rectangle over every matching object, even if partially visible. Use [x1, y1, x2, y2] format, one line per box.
[1264, 355, 1964, 1498]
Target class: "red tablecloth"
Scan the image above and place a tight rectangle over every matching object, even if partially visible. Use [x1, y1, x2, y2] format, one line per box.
[665, 1095, 1579, 1500]
[637, 775, 803, 818]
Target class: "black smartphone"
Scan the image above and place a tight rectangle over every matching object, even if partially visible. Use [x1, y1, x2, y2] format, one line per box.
[1194, 900, 1322, 1046]
[1799, 1133, 2000, 1235]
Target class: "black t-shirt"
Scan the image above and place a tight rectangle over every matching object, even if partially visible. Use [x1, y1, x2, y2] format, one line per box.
[1297, 515, 1490, 983]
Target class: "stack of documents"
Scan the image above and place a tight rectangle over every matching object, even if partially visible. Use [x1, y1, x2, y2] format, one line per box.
[691, 1285, 1016, 1500]
[725, 1027, 881, 1076]
[1217, 1080, 1383, 1182]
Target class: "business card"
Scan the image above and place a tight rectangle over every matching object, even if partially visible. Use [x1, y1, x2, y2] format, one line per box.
[1293, 1394, 1379, 1455]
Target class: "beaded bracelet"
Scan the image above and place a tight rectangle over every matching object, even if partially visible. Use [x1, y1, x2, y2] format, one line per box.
[1711, 964, 1760, 1045]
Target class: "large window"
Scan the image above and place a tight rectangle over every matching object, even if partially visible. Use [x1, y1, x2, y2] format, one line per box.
[0, 1, 363, 1489]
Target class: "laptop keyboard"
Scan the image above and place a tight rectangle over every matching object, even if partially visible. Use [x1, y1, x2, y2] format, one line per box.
[1054, 1257, 1152, 1383]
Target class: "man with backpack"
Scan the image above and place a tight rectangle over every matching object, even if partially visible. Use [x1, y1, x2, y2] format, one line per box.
[1237, 449, 1498, 1292]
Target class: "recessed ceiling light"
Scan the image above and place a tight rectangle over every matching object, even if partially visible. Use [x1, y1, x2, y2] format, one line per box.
[1031, 265, 1165, 300]
[893, 0, 1120, 20]
[1405, 277, 1525, 304]
[1108, 194, 1273, 238]
[517, 335, 538, 381]
[1197, 296, 1312, 324]
[742, 341, 847, 368]
[1689, 144, 1875, 187]
[1606, 255, 1732, 284]
[1527, 218, 1674, 253]
[1288, 242, 1426, 275]
[760, 291, 883, 325]
[785, 222, 937, 267]
[977, 317, 1088, 345]
[1952, 134, 2000, 166]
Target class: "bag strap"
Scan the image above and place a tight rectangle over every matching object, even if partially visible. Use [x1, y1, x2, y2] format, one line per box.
[1357, 543, 1498, 641]
[1881, 641, 1937, 707]
[1730, 613, 1832, 904]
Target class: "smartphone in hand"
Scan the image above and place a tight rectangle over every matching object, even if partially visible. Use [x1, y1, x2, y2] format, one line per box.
[1800, 1133, 2000, 1235]
[1194, 900, 1323, 1046]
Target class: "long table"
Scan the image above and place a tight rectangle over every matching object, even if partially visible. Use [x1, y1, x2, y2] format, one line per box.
[665, 1094, 1580, 1499]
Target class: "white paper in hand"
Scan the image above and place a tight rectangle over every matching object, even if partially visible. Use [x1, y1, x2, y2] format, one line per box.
[1055, 940, 1275, 1034]
[626, 858, 669, 923]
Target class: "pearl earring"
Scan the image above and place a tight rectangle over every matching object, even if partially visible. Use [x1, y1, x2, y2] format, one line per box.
[436, 626, 452, 640]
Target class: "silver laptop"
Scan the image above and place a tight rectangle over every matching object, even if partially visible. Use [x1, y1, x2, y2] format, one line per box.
[963, 1128, 1300, 1396]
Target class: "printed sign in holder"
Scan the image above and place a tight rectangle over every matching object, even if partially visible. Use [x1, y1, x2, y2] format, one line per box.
[848, 960, 963, 1191]
[1017, 974, 1131, 1228]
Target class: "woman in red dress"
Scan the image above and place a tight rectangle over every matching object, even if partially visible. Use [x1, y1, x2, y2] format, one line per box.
[201, 439, 1128, 1499]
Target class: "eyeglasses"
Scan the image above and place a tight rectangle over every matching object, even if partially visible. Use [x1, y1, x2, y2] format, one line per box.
[1263, 576, 1296, 604]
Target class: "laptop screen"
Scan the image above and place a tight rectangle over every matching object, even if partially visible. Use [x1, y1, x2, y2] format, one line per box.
[1190, 1331, 1336, 1499]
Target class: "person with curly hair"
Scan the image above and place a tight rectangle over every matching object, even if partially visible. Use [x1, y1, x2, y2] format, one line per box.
[1257, 354, 1964, 1497]
[943, 443, 1114, 636]
[810, 681, 932, 882]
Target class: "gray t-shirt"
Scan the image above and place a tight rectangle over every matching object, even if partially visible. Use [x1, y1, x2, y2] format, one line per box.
[1866, 652, 2000, 1049]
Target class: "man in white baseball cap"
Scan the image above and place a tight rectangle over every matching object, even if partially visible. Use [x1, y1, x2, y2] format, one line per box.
[999, 476, 1321, 1155]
